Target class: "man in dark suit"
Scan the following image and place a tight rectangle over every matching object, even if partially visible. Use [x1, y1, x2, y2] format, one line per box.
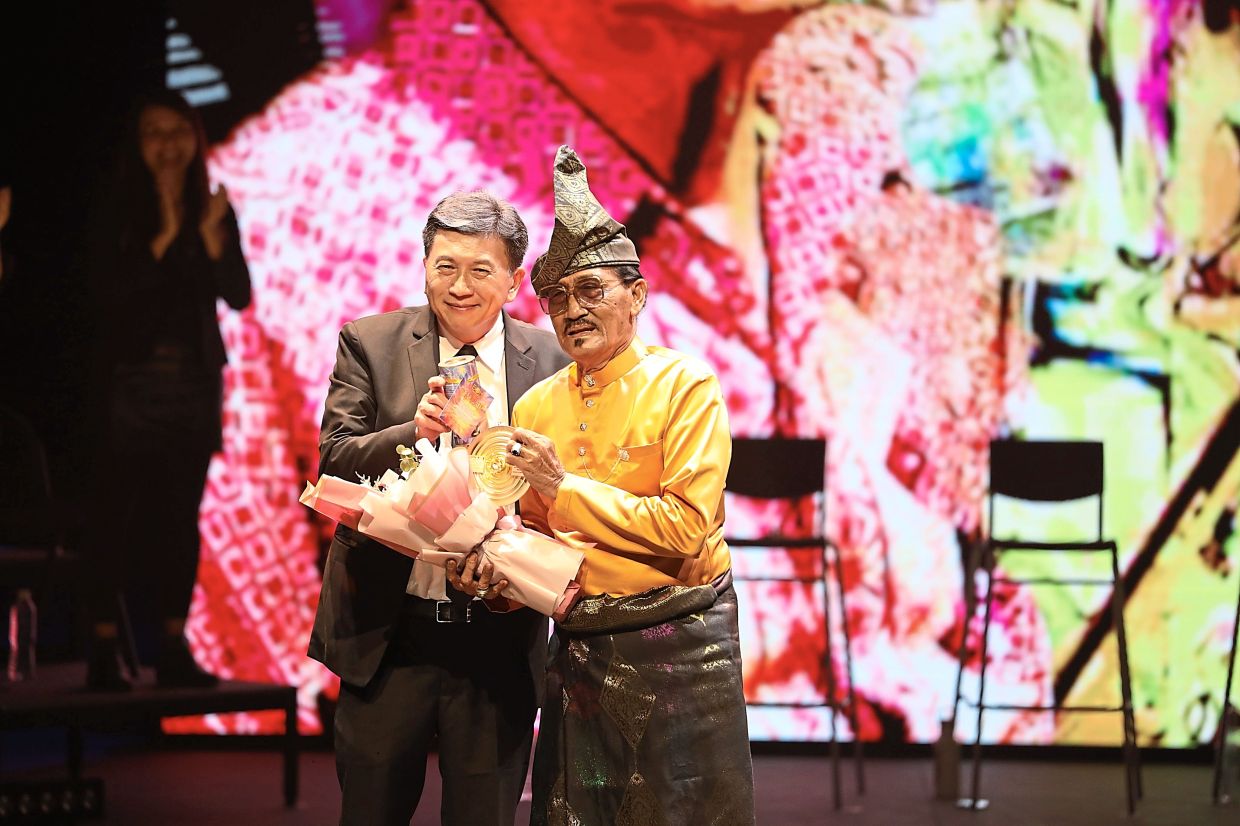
[309, 191, 570, 826]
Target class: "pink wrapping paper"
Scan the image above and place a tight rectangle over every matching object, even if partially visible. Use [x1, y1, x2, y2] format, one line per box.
[299, 436, 584, 617]
[481, 520, 585, 617]
[435, 491, 504, 553]
[405, 442, 476, 534]
[298, 476, 369, 529]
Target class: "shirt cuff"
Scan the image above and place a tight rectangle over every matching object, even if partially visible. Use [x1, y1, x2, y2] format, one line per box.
[552, 473, 585, 531]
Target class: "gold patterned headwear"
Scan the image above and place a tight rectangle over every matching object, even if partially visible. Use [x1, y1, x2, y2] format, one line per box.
[529, 145, 640, 293]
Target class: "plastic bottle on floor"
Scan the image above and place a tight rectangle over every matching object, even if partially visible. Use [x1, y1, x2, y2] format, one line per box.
[7, 588, 36, 682]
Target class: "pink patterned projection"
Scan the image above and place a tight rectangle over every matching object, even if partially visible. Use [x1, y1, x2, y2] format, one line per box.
[174, 0, 1030, 741]
[749, 7, 1044, 742]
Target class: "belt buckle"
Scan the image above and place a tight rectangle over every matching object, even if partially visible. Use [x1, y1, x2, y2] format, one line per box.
[434, 600, 471, 623]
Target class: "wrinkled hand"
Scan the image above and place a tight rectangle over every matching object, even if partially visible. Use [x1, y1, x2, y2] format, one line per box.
[414, 376, 450, 443]
[505, 427, 565, 500]
[445, 552, 509, 599]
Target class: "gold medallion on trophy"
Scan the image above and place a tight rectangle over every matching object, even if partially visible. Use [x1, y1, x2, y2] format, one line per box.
[467, 426, 529, 505]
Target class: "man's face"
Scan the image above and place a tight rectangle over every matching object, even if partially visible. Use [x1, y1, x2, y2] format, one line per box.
[547, 267, 646, 373]
[424, 230, 524, 343]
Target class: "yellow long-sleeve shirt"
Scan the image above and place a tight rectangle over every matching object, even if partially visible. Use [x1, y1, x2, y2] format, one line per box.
[512, 339, 733, 597]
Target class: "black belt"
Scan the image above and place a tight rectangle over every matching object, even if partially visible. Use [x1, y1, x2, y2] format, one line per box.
[405, 594, 478, 624]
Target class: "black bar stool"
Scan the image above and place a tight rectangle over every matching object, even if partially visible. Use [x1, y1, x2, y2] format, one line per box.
[955, 439, 1141, 814]
[726, 437, 864, 810]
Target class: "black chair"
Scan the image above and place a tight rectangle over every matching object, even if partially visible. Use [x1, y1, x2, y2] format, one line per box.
[0, 403, 147, 679]
[954, 439, 1140, 813]
[1212, 569, 1240, 803]
[726, 437, 863, 810]
[0, 405, 302, 808]
[0, 403, 72, 592]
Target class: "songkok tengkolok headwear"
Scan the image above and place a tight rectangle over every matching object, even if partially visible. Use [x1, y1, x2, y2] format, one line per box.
[529, 145, 640, 293]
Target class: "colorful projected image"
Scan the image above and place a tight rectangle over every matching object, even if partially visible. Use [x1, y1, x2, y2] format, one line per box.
[170, 0, 1240, 745]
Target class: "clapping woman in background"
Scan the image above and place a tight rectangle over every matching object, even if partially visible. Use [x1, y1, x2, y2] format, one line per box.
[86, 90, 251, 690]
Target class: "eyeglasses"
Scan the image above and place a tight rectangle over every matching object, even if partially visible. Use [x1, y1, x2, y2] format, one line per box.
[538, 278, 622, 315]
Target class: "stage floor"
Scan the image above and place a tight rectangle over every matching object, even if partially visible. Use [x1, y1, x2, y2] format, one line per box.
[5, 742, 1234, 825]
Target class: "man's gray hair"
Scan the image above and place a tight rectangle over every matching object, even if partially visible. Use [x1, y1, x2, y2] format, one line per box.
[423, 191, 529, 270]
[610, 264, 644, 284]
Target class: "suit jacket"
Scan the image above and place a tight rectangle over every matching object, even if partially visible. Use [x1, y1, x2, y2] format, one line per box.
[308, 306, 570, 689]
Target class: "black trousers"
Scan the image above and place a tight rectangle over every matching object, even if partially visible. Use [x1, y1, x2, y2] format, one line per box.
[88, 362, 220, 657]
[90, 431, 214, 659]
[334, 597, 539, 826]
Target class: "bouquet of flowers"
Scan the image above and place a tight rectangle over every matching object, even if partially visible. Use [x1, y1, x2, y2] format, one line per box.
[300, 427, 583, 617]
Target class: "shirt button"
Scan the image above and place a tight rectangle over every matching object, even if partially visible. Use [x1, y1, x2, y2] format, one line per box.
[577, 447, 587, 457]
[585, 399, 596, 408]
[584, 375, 596, 387]
[578, 423, 587, 431]
[618, 449, 630, 461]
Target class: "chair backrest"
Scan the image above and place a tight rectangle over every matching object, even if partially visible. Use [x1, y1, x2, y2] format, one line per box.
[989, 439, 1103, 502]
[726, 437, 827, 556]
[988, 438, 1104, 540]
[727, 437, 826, 500]
[0, 403, 60, 548]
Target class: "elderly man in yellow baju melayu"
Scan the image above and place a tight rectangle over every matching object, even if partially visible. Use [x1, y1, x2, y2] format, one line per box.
[508, 147, 754, 825]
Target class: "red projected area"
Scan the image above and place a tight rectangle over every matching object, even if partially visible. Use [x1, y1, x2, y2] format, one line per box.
[170, 0, 1240, 747]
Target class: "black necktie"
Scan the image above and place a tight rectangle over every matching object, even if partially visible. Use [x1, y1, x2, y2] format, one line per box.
[444, 343, 479, 613]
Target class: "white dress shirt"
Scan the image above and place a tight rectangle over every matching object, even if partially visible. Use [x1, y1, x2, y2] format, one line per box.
[406, 313, 509, 600]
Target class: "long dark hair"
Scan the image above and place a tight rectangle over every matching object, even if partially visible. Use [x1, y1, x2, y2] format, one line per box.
[114, 89, 210, 251]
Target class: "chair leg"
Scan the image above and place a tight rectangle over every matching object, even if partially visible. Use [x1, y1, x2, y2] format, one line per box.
[831, 541, 865, 795]
[1213, 574, 1240, 805]
[969, 554, 997, 810]
[67, 726, 83, 783]
[284, 694, 299, 807]
[1111, 551, 1140, 814]
[821, 576, 843, 811]
[947, 535, 985, 808]
[116, 592, 141, 677]
[952, 537, 985, 731]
